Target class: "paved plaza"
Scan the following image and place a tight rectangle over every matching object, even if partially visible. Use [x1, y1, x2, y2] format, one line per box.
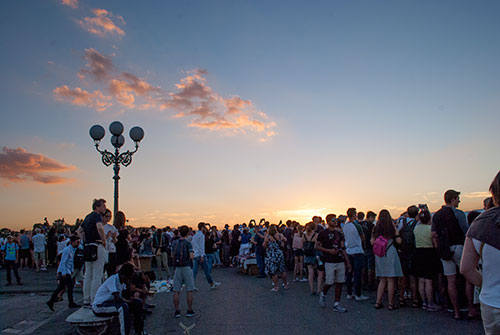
[0, 267, 484, 335]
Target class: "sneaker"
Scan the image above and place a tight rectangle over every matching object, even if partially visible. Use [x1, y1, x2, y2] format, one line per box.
[46, 301, 55, 311]
[186, 310, 195, 317]
[193, 287, 199, 291]
[355, 295, 369, 301]
[421, 303, 428, 310]
[319, 292, 326, 307]
[210, 283, 217, 289]
[174, 310, 181, 318]
[427, 304, 440, 312]
[213, 281, 221, 287]
[294, 277, 299, 282]
[346, 294, 355, 300]
[300, 278, 308, 282]
[332, 304, 347, 313]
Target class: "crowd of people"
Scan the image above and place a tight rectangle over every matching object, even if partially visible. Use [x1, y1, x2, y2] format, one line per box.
[1, 171, 500, 335]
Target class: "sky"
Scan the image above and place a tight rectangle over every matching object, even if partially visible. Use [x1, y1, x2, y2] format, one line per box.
[1, 0, 499, 230]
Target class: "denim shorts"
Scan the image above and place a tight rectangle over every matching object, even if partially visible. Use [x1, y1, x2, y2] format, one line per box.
[173, 266, 195, 292]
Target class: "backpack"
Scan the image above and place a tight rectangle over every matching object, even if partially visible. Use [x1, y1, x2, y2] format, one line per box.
[303, 233, 316, 257]
[74, 247, 85, 269]
[434, 207, 456, 261]
[172, 239, 190, 267]
[399, 218, 418, 254]
[373, 235, 391, 257]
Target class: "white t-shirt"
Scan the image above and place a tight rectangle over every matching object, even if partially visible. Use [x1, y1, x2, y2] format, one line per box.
[473, 238, 500, 308]
[32, 234, 46, 252]
[103, 224, 118, 253]
[93, 274, 127, 307]
[343, 222, 364, 255]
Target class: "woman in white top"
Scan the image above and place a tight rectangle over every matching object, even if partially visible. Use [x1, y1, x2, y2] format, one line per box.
[461, 171, 500, 334]
[292, 225, 306, 282]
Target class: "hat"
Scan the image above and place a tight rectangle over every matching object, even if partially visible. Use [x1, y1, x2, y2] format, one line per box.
[224, 224, 229, 228]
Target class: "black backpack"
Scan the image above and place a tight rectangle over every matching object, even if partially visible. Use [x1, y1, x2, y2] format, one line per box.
[74, 247, 85, 269]
[172, 239, 190, 267]
[303, 233, 316, 257]
[399, 218, 418, 254]
[434, 207, 456, 261]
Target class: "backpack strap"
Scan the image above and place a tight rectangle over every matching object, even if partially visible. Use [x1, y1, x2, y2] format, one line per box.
[385, 241, 393, 256]
[409, 219, 418, 230]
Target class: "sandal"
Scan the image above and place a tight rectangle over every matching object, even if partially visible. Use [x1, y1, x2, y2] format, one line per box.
[412, 301, 419, 308]
[388, 304, 396, 311]
[374, 303, 384, 309]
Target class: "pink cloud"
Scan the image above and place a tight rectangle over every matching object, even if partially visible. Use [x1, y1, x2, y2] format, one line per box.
[53, 49, 277, 140]
[108, 74, 160, 108]
[54, 49, 161, 111]
[77, 8, 125, 38]
[0, 147, 75, 184]
[61, 0, 78, 8]
[53, 85, 112, 111]
[79, 48, 114, 81]
[164, 69, 277, 140]
[109, 79, 136, 107]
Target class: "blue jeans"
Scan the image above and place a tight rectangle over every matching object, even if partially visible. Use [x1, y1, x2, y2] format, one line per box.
[93, 300, 130, 335]
[346, 253, 365, 297]
[256, 251, 266, 276]
[206, 254, 214, 274]
[192, 256, 213, 285]
[213, 250, 221, 265]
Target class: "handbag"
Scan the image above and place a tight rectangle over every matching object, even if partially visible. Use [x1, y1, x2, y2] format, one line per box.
[83, 244, 98, 262]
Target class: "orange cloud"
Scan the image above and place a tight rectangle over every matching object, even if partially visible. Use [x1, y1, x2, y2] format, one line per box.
[109, 79, 136, 107]
[109, 74, 160, 108]
[53, 49, 277, 140]
[53, 85, 112, 111]
[0, 147, 75, 184]
[164, 69, 277, 141]
[54, 49, 161, 111]
[77, 8, 125, 38]
[61, 0, 78, 8]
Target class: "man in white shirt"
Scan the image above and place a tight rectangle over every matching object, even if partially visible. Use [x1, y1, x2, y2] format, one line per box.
[192, 222, 220, 289]
[47, 236, 81, 311]
[32, 228, 47, 272]
[343, 208, 369, 301]
[92, 263, 149, 335]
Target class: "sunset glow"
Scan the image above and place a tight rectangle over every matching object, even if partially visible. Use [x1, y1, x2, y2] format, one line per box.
[1, 1, 499, 230]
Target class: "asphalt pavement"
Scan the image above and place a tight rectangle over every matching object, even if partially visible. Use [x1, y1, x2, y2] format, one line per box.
[0, 266, 485, 335]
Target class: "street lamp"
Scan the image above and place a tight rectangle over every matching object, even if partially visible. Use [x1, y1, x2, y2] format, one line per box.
[89, 121, 144, 216]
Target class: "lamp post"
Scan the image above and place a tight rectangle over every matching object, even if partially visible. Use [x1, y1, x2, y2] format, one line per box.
[89, 121, 144, 216]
